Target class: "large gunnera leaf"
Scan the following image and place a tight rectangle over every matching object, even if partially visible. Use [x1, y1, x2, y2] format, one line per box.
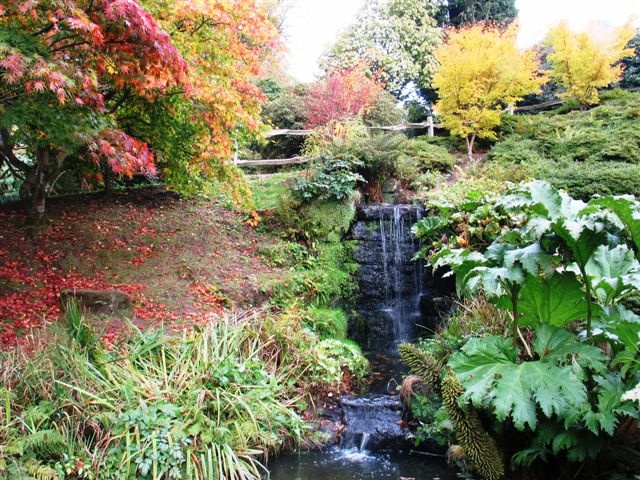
[448, 325, 607, 430]
[518, 272, 589, 327]
[592, 196, 640, 254]
[585, 244, 640, 305]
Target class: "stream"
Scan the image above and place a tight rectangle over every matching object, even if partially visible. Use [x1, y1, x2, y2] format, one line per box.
[267, 205, 456, 480]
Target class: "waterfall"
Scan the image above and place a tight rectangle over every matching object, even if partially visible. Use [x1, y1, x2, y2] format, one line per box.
[352, 204, 426, 351]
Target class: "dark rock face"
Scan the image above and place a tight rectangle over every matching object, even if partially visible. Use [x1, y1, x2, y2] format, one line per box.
[350, 204, 450, 351]
[60, 288, 132, 314]
[339, 394, 410, 450]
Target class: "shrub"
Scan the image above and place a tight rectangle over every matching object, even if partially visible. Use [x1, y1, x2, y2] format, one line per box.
[486, 137, 543, 165]
[305, 306, 348, 340]
[530, 159, 640, 200]
[291, 157, 365, 204]
[302, 121, 407, 201]
[363, 90, 405, 127]
[311, 339, 369, 385]
[397, 138, 458, 184]
[491, 93, 640, 165]
[268, 240, 358, 307]
[409, 181, 640, 477]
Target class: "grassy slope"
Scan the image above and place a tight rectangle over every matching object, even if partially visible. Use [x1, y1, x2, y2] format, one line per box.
[0, 188, 290, 346]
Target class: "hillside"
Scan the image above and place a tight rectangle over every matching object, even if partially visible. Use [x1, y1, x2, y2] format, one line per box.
[0, 189, 288, 346]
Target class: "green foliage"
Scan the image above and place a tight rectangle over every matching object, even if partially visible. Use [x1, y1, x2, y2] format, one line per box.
[311, 339, 369, 385]
[291, 157, 365, 203]
[258, 241, 308, 268]
[449, 325, 608, 431]
[397, 138, 458, 185]
[268, 240, 358, 307]
[416, 161, 525, 207]
[256, 305, 369, 390]
[247, 171, 300, 211]
[362, 91, 405, 127]
[414, 181, 640, 475]
[437, 298, 511, 345]
[256, 83, 308, 159]
[620, 32, 640, 88]
[320, 0, 441, 98]
[436, 0, 517, 27]
[305, 306, 348, 340]
[1, 313, 319, 480]
[488, 93, 640, 199]
[529, 159, 640, 201]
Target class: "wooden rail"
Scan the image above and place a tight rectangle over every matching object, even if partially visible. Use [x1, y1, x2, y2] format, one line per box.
[263, 117, 438, 138]
[236, 156, 310, 167]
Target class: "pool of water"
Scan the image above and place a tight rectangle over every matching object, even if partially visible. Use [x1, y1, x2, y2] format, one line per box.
[266, 447, 457, 480]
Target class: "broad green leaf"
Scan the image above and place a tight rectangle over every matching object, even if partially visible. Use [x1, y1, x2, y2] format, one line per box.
[449, 328, 593, 431]
[466, 265, 524, 299]
[549, 217, 607, 269]
[585, 244, 640, 305]
[534, 324, 607, 374]
[431, 248, 486, 294]
[503, 243, 554, 276]
[592, 196, 640, 255]
[499, 181, 586, 221]
[519, 273, 589, 328]
[412, 216, 449, 240]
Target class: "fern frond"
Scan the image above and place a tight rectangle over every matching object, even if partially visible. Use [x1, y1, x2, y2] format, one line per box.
[24, 429, 67, 457]
[22, 458, 58, 480]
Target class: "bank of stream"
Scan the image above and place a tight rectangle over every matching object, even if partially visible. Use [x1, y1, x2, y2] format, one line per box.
[267, 205, 456, 480]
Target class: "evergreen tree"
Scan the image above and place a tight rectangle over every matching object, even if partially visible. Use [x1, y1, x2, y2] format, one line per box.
[437, 0, 517, 28]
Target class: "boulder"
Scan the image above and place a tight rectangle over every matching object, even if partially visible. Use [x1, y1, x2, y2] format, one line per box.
[60, 288, 132, 314]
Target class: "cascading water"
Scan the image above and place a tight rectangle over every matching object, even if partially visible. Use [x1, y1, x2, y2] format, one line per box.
[352, 204, 428, 351]
[267, 204, 455, 480]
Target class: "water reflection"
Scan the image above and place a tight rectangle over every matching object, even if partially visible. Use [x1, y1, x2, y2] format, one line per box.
[266, 447, 458, 480]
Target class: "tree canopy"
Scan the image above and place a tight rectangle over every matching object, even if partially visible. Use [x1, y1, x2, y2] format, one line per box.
[0, 0, 279, 214]
[433, 23, 545, 158]
[320, 0, 441, 100]
[436, 0, 517, 27]
[545, 21, 636, 109]
[304, 64, 384, 129]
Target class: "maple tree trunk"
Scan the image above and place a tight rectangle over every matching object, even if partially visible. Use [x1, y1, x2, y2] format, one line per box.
[29, 147, 50, 217]
[466, 133, 476, 161]
[102, 162, 113, 195]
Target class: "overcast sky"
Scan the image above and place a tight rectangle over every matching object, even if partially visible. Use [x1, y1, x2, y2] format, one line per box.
[282, 0, 640, 83]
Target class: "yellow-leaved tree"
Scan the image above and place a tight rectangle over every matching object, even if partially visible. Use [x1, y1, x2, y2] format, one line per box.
[433, 23, 546, 160]
[545, 21, 636, 110]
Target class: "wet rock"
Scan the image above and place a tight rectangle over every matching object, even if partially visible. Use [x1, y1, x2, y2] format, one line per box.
[349, 204, 455, 350]
[339, 394, 410, 450]
[60, 288, 132, 314]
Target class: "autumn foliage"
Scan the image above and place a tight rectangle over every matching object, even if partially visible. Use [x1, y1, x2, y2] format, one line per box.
[545, 21, 636, 109]
[0, 0, 278, 213]
[433, 23, 545, 158]
[304, 64, 384, 129]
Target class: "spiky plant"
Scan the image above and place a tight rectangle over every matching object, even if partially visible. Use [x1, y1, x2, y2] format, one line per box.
[398, 343, 443, 391]
[441, 370, 504, 480]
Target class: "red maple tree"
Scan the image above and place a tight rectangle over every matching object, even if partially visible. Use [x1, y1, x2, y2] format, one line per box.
[305, 63, 384, 129]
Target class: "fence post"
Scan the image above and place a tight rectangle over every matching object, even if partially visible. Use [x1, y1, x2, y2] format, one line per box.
[427, 115, 434, 137]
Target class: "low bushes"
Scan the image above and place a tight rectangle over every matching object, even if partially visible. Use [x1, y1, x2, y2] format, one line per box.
[398, 138, 458, 180]
[487, 91, 640, 198]
[0, 307, 368, 479]
[529, 159, 640, 200]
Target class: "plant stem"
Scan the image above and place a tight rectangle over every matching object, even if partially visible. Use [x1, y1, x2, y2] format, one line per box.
[511, 286, 520, 349]
[579, 265, 594, 340]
